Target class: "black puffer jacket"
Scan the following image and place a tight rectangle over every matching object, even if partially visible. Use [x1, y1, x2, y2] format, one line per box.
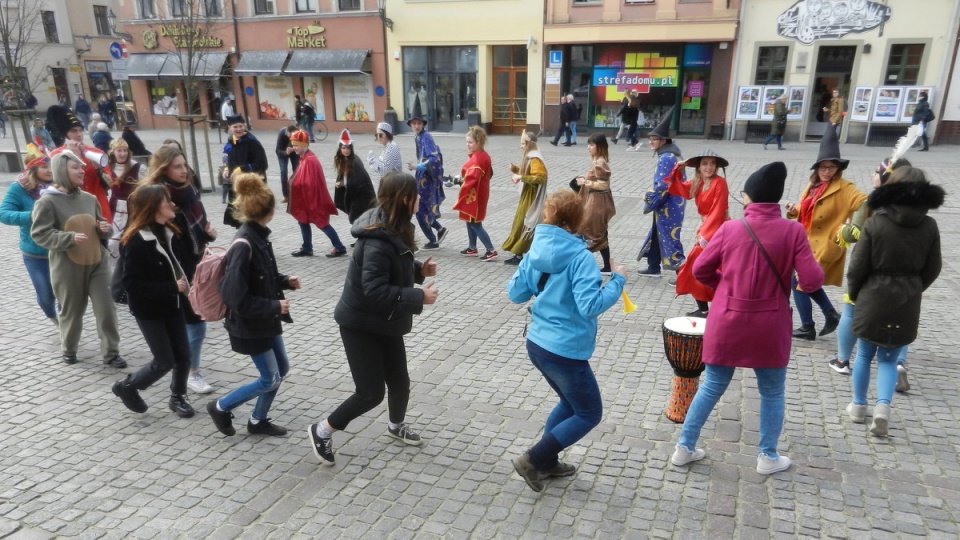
[221, 221, 293, 342]
[849, 179, 944, 347]
[122, 226, 188, 320]
[334, 208, 425, 336]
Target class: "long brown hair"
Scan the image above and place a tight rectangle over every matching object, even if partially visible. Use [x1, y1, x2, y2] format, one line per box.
[334, 144, 355, 178]
[370, 171, 417, 249]
[121, 184, 179, 245]
[146, 145, 184, 185]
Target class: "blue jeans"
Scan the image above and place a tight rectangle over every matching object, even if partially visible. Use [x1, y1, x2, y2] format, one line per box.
[837, 303, 908, 365]
[305, 119, 315, 141]
[852, 340, 905, 406]
[186, 322, 206, 370]
[526, 340, 602, 469]
[762, 133, 783, 148]
[466, 221, 493, 251]
[646, 220, 662, 271]
[792, 274, 836, 327]
[416, 211, 443, 244]
[678, 364, 787, 457]
[218, 335, 289, 420]
[277, 153, 299, 198]
[298, 221, 345, 253]
[23, 254, 57, 319]
[569, 121, 578, 144]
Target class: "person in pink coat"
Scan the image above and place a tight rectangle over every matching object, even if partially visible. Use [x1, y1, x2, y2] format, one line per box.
[670, 162, 825, 475]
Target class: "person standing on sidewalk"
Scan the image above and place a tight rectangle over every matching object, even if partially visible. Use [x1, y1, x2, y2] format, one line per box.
[845, 166, 942, 437]
[823, 88, 845, 138]
[637, 106, 685, 277]
[405, 98, 448, 249]
[453, 126, 498, 261]
[111, 184, 195, 419]
[507, 190, 626, 492]
[911, 91, 933, 151]
[763, 94, 789, 150]
[308, 171, 439, 466]
[288, 130, 347, 258]
[565, 94, 579, 145]
[550, 95, 572, 147]
[670, 162, 824, 475]
[276, 125, 300, 204]
[207, 173, 301, 438]
[74, 95, 92, 130]
[502, 131, 548, 265]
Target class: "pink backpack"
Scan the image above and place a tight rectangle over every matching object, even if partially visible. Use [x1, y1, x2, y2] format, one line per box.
[187, 238, 250, 321]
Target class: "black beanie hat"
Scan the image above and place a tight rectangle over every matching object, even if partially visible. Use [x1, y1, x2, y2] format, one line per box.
[743, 162, 787, 203]
[46, 105, 82, 135]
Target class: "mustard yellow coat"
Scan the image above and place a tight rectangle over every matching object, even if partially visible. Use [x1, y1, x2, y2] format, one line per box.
[787, 177, 866, 286]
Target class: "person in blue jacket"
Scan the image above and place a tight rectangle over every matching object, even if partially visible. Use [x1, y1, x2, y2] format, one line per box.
[507, 190, 627, 492]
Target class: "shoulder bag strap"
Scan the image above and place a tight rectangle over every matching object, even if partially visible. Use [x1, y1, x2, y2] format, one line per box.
[741, 219, 790, 298]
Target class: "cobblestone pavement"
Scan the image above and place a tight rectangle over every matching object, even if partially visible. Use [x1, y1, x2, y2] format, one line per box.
[1, 127, 958, 538]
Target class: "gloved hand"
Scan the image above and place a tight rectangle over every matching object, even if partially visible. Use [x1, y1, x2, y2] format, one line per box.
[415, 162, 427, 173]
[835, 223, 861, 249]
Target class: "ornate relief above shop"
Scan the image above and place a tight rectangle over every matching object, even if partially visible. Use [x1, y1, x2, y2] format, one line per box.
[777, 0, 892, 44]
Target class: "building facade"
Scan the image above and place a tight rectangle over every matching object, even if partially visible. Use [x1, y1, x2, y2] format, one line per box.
[730, 0, 960, 145]
[115, 0, 389, 134]
[543, 0, 740, 139]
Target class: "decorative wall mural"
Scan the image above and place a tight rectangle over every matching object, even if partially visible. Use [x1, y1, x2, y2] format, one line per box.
[777, 0, 892, 44]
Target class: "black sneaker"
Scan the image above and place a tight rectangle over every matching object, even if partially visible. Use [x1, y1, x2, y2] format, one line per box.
[504, 255, 522, 266]
[168, 394, 195, 418]
[63, 354, 78, 365]
[819, 311, 841, 336]
[248, 418, 288, 437]
[637, 267, 662, 277]
[436, 227, 449, 245]
[460, 247, 478, 257]
[387, 423, 423, 446]
[685, 309, 708, 318]
[793, 325, 816, 341]
[542, 461, 577, 478]
[308, 424, 335, 466]
[291, 249, 314, 257]
[105, 355, 128, 369]
[325, 249, 347, 258]
[112, 376, 147, 413]
[828, 358, 851, 375]
[423, 242, 440, 250]
[480, 250, 498, 262]
[206, 400, 236, 436]
[511, 452, 544, 492]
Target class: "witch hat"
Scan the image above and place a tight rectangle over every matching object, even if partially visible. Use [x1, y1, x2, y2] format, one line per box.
[649, 105, 676, 140]
[338, 129, 353, 147]
[811, 125, 848, 171]
[683, 148, 728, 169]
[406, 96, 426, 126]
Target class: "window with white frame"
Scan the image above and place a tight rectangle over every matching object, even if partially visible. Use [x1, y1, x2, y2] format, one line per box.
[94, 5, 110, 35]
[885, 44, 924, 85]
[295, 0, 315, 12]
[338, 0, 360, 11]
[254, 0, 274, 15]
[42, 11, 59, 43]
[204, 0, 222, 16]
[139, 0, 156, 18]
[170, 0, 187, 17]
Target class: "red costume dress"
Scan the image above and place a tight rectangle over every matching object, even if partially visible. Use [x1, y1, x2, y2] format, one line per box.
[49, 145, 112, 223]
[452, 149, 492, 222]
[667, 166, 729, 303]
[289, 150, 337, 228]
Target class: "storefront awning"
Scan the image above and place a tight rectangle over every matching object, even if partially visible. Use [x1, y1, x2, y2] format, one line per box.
[284, 49, 371, 76]
[158, 52, 229, 80]
[126, 53, 169, 80]
[234, 51, 290, 76]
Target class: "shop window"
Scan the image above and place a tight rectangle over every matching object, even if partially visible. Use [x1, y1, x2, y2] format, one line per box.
[755, 46, 787, 85]
[574, 0, 602, 4]
[338, 0, 360, 11]
[149, 80, 180, 116]
[402, 46, 477, 128]
[42, 11, 58, 44]
[295, 0, 315, 13]
[493, 46, 525, 68]
[94, 5, 110, 35]
[204, 0, 222, 17]
[169, 0, 187, 17]
[254, 0, 274, 15]
[139, 0, 156, 18]
[885, 44, 923, 85]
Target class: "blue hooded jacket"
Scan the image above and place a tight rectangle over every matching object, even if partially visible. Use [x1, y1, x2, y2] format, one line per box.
[508, 224, 625, 360]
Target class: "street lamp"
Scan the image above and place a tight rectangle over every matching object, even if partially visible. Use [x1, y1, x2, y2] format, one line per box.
[75, 35, 93, 57]
[377, 0, 393, 31]
[107, 9, 134, 41]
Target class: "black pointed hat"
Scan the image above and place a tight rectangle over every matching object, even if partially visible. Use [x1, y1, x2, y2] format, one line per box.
[46, 105, 82, 136]
[811, 126, 849, 171]
[649, 105, 676, 140]
[406, 96, 426, 126]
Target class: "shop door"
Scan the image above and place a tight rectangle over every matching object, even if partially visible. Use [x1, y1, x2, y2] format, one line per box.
[432, 73, 455, 132]
[807, 46, 856, 138]
[678, 70, 708, 135]
[493, 69, 527, 134]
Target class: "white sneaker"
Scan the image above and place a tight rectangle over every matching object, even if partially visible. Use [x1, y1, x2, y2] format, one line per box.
[671, 445, 706, 466]
[846, 402, 866, 424]
[187, 371, 214, 394]
[896, 365, 910, 393]
[756, 453, 791, 475]
[870, 403, 890, 437]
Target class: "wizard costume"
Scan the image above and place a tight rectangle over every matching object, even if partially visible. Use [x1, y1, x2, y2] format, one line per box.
[638, 106, 685, 271]
[408, 98, 446, 244]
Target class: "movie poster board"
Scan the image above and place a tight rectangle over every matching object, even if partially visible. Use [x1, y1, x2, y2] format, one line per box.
[900, 87, 934, 123]
[871, 86, 903, 123]
[787, 86, 806, 120]
[760, 86, 787, 120]
[850, 86, 874, 122]
[735, 86, 761, 120]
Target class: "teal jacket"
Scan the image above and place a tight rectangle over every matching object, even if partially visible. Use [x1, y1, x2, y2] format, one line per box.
[0, 183, 48, 257]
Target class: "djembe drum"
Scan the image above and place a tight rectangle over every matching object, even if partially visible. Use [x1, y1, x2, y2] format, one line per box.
[662, 316, 706, 423]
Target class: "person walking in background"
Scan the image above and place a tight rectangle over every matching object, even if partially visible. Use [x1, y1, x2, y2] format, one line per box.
[671, 162, 824, 475]
[0, 144, 58, 324]
[207, 173, 301, 438]
[111, 184, 195, 419]
[31, 118, 55, 152]
[368, 122, 403, 179]
[302, 99, 317, 143]
[622, 95, 642, 151]
[74, 95, 91, 130]
[665, 150, 730, 317]
[98, 94, 116, 130]
[406, 99, 448, 249]
[550, 95, 572, 147]
[507, 190, 627, 492]
[565, 94, 579, 145]
[30, 151, 124, 367]
[611, 92, 630, 145]
[294, 95, 305, 127]
[220, 97, 235, 125]
[276, 125, 300, 204]
[845, 166, 942, 437]
[308, 172, 439, 466]
[785, 128, 866, 341]
[763, 94, 789, 150]
[573, 133, 616, 274]
[911, 91, 933, 151]
[823, 88, 845, 137]
[453, 126, 497, 261]
[638, 106, 685, 277]
[333, 129, 376, 224]
[502, 131, 548, 266]
[288, 129, 347, 258]
[91, 123, 113, 153]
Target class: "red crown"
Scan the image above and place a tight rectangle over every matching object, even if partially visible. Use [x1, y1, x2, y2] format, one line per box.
[290, 130, 310, 146]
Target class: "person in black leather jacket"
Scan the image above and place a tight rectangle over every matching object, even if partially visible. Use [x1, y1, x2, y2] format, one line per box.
[111, 184, 195, 419]
[206, 173, 301, 438]
[308, 171, 439, 467]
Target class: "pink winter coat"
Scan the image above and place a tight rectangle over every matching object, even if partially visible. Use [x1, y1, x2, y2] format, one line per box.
[693, 203, 824, 369]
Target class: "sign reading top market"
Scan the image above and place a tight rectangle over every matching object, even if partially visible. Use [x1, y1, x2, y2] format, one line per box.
[777, 0, 892, 44]
[287, 23, 327, 49]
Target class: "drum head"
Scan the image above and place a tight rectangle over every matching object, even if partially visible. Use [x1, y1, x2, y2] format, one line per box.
[663, 316, 706, 336]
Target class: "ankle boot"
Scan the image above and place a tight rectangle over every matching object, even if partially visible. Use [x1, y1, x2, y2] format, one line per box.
[870, 403, 890, 436]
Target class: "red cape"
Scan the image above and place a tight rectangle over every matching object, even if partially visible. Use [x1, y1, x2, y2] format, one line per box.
[289, 151, 337, 228]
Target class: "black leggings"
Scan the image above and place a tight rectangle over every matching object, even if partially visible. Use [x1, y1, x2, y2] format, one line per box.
[327, 326, 410, 430]
[128, 310, 191, 396]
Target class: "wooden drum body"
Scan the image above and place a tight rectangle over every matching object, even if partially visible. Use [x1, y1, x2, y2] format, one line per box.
[662, 317, 706, 423]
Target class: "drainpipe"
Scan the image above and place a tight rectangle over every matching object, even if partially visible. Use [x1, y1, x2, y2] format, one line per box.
[725, 0, 747, 140]
[931, 3, 960, 144]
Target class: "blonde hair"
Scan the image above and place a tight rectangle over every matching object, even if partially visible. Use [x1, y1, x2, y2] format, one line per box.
[467, 125, 487, 149]
[231, 173, 275, 222]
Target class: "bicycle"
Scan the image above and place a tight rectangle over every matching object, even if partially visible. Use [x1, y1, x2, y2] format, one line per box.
[312, 120, 328, 142]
